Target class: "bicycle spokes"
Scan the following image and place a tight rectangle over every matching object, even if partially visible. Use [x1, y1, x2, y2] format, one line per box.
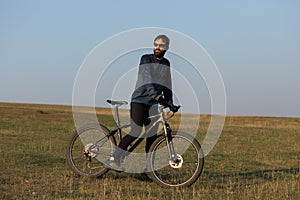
[66, 124, 115, 177]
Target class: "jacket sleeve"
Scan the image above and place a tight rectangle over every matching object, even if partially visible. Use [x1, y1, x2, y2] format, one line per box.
[162, 65, 173, 104]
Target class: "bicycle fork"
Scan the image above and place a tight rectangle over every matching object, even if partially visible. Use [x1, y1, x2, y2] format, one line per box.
[164, 123, 178, 161]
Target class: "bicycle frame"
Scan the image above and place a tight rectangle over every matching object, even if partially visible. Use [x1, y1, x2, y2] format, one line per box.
[105, 104, 178, 161]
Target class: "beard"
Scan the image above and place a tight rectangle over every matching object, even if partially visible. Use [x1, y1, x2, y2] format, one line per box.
[153, 49, 166, 59]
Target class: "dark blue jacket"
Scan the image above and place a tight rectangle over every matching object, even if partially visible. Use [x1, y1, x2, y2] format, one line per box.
[131, 54, 173, 105]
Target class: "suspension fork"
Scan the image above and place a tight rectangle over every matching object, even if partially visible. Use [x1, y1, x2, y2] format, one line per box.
[162, 114, 178, 161]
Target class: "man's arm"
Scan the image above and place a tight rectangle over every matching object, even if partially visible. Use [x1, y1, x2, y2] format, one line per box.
[162, 65, 173, 104]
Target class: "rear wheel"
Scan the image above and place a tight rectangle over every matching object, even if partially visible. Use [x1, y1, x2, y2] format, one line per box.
[66, 123, 116, 177]
[146, 131, 204, 187]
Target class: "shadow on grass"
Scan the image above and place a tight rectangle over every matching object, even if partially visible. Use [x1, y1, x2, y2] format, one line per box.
[205, 167, 299, 181]
[102, 170, 153, 182]
[99, 167, 299, 187]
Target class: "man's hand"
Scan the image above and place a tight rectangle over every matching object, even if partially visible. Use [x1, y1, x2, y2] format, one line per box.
[155, 95, 168, 106]
[155, 95, 180, 112]
[169, 104, 180, 112]
[157, 96, 169, 106]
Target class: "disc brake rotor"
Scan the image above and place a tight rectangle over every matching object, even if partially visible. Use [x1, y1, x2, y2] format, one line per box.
[169, 154, 183, 169]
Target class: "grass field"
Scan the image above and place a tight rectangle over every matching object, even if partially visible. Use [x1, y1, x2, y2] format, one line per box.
[0, 102, 299, 199]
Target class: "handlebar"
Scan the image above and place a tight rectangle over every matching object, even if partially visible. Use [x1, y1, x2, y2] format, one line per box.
[169, 104, 181, 113]
[159, 103, 181, 113]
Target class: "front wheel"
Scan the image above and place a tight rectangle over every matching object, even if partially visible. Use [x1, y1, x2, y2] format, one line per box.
[66, 123, 116, 178]
[146, 131, 204, 188]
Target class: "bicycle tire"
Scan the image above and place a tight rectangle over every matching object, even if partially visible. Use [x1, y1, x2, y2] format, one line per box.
[146, 131, 204, 188]
[66, 123, 116, 178]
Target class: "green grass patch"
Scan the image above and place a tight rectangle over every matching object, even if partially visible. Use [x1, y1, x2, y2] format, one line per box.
[0, 102, 299, 199]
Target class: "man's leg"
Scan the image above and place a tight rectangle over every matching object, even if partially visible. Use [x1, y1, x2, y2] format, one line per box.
[145, 104, 159, 153]
[111, 102, 149, 162]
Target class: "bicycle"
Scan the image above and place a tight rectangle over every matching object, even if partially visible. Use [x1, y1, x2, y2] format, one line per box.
[66, 99, 204, 188]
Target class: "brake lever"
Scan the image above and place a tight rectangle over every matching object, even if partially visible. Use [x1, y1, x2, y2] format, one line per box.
[170, 105, 181, 113]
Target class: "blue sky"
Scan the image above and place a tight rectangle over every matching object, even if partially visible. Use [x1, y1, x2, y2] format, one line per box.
[1, 0, 299, 117]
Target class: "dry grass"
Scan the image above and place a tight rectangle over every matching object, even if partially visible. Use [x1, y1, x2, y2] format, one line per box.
[0, 102, 299, 199]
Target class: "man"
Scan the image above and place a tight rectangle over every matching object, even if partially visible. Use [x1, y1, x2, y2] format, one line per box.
[106, 35, 175, 171]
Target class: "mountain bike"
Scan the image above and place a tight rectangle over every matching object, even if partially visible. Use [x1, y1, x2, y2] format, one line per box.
[66, 100, 204, 188]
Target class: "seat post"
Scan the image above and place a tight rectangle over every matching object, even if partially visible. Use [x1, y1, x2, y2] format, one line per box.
[114, 105, 121, 128]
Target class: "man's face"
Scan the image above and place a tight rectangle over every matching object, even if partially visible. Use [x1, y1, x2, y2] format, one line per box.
[153, 38, 168, 59]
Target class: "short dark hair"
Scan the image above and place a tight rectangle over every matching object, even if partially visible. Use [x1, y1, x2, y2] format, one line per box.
[154, 35, 170, 48]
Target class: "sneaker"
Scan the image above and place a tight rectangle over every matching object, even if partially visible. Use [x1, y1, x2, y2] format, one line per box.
[104, 158, 125, 172]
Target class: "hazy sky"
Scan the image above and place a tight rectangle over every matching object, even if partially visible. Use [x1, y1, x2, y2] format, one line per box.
[1, 0, 299, 117]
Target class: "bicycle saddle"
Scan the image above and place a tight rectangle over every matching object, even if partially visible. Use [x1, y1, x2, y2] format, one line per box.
[106, 99, 128, 106]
